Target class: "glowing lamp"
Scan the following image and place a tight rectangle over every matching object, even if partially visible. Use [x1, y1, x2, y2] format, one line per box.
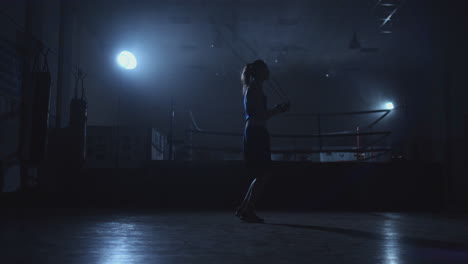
[385, 102, 394, 110]
[117, 51, 137, 70]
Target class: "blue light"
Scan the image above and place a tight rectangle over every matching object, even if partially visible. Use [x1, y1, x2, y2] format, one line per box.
[117, 51, 137, 70]
[385, 102, 394, 110]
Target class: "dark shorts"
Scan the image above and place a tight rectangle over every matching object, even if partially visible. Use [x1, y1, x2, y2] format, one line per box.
[243, 125, 272, 169]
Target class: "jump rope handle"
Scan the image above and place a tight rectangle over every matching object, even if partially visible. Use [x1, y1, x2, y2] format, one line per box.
[278, 101, 291, 113]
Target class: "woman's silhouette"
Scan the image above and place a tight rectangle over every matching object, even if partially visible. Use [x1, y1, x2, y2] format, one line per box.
[236, 60, 289, 223]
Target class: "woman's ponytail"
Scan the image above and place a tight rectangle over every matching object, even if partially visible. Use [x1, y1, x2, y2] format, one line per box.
[241, 63, 254, 96]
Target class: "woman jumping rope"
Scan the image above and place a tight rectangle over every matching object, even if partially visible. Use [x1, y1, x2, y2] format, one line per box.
[236, 59, 290, 223]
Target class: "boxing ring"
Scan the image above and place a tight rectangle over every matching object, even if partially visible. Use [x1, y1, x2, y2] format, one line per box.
[184, 109, 393, 162]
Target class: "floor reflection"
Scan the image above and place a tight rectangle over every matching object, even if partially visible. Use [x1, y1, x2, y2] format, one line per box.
[3, 211, 468, 264]
[382, 218, 400, 264]
[95, 221, 145, 264]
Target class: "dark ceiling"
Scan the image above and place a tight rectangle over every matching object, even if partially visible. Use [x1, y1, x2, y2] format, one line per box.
[69, 0, 443, 133]
[75, 0, 440, 74]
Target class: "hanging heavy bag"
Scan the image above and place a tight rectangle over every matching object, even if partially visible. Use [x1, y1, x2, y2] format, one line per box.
[29, 52, 51, 163]
[69, 98, 87, 162]
[69, 68, 88, 163]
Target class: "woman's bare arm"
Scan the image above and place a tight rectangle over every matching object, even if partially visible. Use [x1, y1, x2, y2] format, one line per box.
[267, 103, 289, 119]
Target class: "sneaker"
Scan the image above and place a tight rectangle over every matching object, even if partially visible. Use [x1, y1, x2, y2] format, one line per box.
[240, 212, 264, 223]
[235, 206, 243, 217]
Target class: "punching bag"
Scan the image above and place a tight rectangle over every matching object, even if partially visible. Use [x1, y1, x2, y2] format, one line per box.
[69, 69, 88, 164]
[69, 98, 87, 162]
[29, 60, 51, 162]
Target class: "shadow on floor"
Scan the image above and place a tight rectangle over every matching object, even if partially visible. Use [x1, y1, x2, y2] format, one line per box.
[265, 222, 468, 252]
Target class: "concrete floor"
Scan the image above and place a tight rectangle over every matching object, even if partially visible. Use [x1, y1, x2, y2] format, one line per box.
[1, 210, 468, 264]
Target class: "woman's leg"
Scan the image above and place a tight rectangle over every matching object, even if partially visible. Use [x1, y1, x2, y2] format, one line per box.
[239, 127, 271, 219]
[238, 178, 255, 213]
[237, 165, 255, 215]
[242, 169, 269, 215]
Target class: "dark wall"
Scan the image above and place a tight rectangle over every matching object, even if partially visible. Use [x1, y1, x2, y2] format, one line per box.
[442, 1, 468, 208]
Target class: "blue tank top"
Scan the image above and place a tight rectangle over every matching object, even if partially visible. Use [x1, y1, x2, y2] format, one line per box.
[244, 84, 267, 122]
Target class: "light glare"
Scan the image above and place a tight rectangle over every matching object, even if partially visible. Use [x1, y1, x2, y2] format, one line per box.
[117, 51, 137, 70]
[385, 102, 394, 110]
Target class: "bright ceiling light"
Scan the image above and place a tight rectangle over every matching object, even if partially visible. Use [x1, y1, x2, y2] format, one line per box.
[117, 51, 137, 70]
[385, 102, 394, 110]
